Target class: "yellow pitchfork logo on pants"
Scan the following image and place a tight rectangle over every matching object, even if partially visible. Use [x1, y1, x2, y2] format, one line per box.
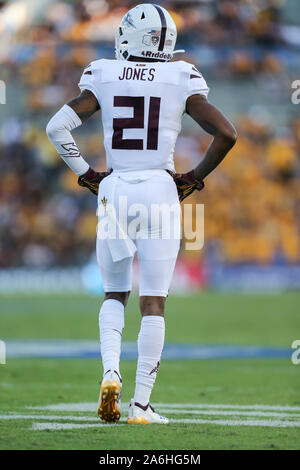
[101, 196, 108, 211]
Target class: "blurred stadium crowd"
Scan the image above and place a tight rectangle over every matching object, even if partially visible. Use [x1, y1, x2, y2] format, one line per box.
[0, 0, 299, 269]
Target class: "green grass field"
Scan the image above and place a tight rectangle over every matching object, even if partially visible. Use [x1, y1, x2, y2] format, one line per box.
[0, 292, 300, 450]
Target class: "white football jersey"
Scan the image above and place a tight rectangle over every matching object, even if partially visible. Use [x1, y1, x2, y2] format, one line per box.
[78, 59, 209, 172]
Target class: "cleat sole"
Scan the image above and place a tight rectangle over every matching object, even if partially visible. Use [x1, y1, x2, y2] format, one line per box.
[98, 380, 121, 423]
[127, 417, 150, 424]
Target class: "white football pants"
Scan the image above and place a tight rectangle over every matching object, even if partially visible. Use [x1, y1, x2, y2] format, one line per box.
[96, 170, 181, 297]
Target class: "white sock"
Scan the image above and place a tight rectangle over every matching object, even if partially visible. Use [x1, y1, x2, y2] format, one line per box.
[134, 315, 165, 406]
[99, 299, 124, 377]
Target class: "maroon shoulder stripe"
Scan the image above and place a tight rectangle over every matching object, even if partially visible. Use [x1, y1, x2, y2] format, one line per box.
[190, 74, 202, 79]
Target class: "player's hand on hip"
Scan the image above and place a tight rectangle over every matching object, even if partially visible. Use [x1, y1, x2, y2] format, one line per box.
[78, 167, 112, 196]
[167, 170, 204, 202]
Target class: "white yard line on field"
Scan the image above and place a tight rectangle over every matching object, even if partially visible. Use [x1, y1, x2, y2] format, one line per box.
[169, 418, 300, 428]
[2, 406, 300, 429]
[3, 409, 300, 422]
[28, 402, 96, 412]
[158, 409, 300, 419]
[27, 402, 300, 413]
[32, 422, 119, 431]
[155, 403, 300, 411]
[30, 417, 300, 431]
[0, 414, 99, 421]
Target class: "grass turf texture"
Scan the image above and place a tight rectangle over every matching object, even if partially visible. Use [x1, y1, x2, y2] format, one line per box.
[1, 292, 299, 345]
[0, 292, 300, 449]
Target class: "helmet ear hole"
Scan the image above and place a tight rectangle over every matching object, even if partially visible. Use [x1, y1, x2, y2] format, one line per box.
[141, 12, 145, 19]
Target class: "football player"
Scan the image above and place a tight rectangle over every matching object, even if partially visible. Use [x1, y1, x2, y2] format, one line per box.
[46, 3, 237, 424]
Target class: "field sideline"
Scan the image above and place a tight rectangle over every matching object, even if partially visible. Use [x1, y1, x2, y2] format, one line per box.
[0, 292, 300, 449]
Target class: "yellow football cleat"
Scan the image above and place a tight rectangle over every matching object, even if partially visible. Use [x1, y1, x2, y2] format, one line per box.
[97, 370, 122, 423]
[127, 399, 169, 424]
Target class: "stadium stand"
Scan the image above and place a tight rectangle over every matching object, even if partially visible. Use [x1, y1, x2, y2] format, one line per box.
[0, 0, 299, 278]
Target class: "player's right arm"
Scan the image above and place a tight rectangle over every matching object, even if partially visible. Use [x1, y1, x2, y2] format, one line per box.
[66, 89, 100, 123]
[46, 89, 99, 176]
[46, 83, 108, 195]
[186, 94, 237, 181]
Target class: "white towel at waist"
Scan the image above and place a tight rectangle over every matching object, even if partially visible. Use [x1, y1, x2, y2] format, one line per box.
[97, 173, 137, 262]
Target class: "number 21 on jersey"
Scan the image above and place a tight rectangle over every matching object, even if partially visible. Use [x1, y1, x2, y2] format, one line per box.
[112, 96, 161, 151]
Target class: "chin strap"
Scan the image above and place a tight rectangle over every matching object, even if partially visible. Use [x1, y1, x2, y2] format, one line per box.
[173, 49, 185, 55]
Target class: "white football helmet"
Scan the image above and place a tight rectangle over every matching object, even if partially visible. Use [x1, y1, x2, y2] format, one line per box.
[115, 3, 177, 62]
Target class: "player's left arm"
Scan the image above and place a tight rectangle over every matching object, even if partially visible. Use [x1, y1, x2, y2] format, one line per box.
[169, 94, 237, 202]
[46, 90, 108, 195]
[186, 94, 237, 181]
